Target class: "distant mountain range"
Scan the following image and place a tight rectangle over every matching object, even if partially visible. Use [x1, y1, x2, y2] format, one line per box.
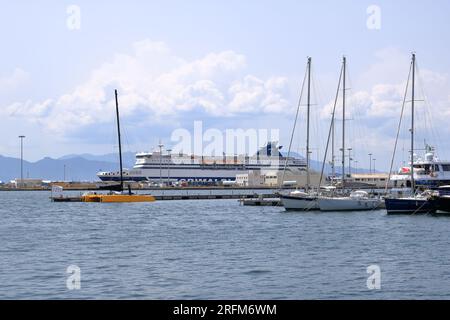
[283, 151, 371, 175]
[0, 151, 373, 183]
[0, 153, 135, 182]
[58, 152, 136, 166]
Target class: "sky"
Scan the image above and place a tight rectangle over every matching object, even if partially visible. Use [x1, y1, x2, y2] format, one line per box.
[1, 0, 450, 171]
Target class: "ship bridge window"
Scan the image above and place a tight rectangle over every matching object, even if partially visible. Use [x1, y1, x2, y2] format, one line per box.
[414, 164, 439, 174]
[442, 165, 450, 171]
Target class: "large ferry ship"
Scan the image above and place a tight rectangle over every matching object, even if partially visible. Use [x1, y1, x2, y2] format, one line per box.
[97, 142, 307, 183]
[390, 145, 450, 189]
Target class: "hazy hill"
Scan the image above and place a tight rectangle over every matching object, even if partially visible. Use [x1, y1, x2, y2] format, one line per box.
[0, 155, 118, 182]
[58, 152, 136, 167]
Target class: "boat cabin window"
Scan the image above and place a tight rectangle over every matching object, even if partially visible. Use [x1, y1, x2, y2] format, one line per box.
[442, 165, 450, 171]
[413, 164, 439, 174]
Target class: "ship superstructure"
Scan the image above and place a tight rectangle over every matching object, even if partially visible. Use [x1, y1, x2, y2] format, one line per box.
[390, 145, 450, 189]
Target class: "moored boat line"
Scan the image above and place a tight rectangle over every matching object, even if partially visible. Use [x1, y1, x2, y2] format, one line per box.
[46, 56, 449, 214]
[281, 56, 384, 212]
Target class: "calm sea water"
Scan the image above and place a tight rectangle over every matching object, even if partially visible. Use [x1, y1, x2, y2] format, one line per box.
[1, 191, 450, 299]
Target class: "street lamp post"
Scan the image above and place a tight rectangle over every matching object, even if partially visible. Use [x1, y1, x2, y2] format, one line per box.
[354, 160, 359, 174]
[368, 153, 373, 175]
[18, 135, 25, 188]
[373, 159, 376, 174]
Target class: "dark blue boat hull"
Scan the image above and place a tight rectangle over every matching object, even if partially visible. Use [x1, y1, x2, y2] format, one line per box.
[432, 196, 450, 213]
[385, 198, 436, 215]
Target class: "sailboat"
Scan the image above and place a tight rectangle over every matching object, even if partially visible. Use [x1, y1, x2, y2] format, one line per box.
[317, 56, 382, 211]
[281, 57, 319, 211]
[384, 54, 435, 214]
[82, 90, 156, 203]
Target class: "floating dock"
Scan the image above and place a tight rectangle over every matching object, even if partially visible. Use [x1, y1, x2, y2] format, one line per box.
[239, 198, 282, 206]
[51, 193, 278, 202]
[155, 193, 276, 201]
[51, 196, 83, 202]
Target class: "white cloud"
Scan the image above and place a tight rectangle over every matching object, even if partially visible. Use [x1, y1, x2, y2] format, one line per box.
[5, 99, 53, 118]
[5, 39, 291, 134]
[0, 68, 30, 93]
[5, 44, 450, 170]
[320, 48, 450, 123]
[314, 48, 450, 170]
[228, 76, 290, 113]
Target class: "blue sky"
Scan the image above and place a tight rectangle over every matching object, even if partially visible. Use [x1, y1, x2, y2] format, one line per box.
[1, 0, 450, 171]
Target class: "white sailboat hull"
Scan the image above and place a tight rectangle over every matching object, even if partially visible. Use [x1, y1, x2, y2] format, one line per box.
[281, 195, 319, 211]
[318, 197, 382, 211]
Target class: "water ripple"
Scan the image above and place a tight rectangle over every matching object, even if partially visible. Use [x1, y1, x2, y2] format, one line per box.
[1, 191, 450, 299]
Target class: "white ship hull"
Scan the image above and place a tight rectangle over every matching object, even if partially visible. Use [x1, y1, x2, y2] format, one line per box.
[318, 197, 382, 211]
[281, 195, 319, 211]
[98, 167, 247, 182]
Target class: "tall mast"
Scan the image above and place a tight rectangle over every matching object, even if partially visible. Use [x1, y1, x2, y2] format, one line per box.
[306, 57, 311, 191]
[115, 89, 124, 191]
[318, 61, 343, 189]
[331, 114, 335, 179]
[410, 53, 416, 192]
[341, 56, 346, 189]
